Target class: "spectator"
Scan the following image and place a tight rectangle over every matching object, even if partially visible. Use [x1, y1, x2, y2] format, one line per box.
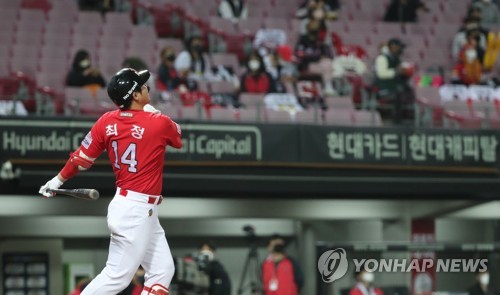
[296, 0, 334, 37]
[262, 234, 303, 295]
[452, 17, 487, 61]
[174, 36, 212, 81]
[383, 0, 429, 23]
[198, 241, 231, 295]
[240, 52, 276, 94]
[467, 269, 491, 295]
[473, 0, 500, 27]
[373, 38, 414, 124]
[218, 0, 248, 22]
[296, 0, 339, 21]
[66, 50, 106, 93]
[157, 47, 180, 91]
[295, 19, 333, 72]
[349, 263, 384, 295]
[295, 19, 335, 94]
[452, 32, 483, 85]
[265, 45, 298, 93]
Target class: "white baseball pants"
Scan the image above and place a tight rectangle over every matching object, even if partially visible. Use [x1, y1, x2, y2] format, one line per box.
[81, 188, 175, 295]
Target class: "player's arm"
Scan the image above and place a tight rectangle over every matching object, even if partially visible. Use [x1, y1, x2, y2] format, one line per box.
[39, 122, 105, 198]
[143, 105, 183, 149]
[168, 120, 183, 149]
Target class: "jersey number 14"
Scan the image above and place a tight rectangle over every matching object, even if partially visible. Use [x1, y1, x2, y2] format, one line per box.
[111, 141, 138, 172]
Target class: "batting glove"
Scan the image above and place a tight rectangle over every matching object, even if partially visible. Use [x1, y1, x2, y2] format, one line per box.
[39, 176, 64, 198]
[144, 104, 161, 114]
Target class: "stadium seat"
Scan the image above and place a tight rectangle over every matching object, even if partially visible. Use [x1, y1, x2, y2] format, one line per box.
[180, 105, 205, 121]
[210, 81, 237, 95]
[353, 110, 383, 126]
[325, 96, 355, 110]
[156, 38, 184, 54]
[236, 106, 261, 123]
[324, 109, 354, 126]
[207, 107, 237, 122]
[239, 93, 265, 107]
[264, 109, 295, 124]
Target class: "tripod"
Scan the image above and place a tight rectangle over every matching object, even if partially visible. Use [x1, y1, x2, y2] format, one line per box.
[237, 241, 262, 295]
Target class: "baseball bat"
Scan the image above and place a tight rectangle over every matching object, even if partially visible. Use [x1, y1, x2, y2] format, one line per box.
[49, 188, 100, 200]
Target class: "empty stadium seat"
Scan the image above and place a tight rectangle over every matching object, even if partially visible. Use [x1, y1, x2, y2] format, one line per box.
[207, 107, 237, 122]
[324, 109, 354, 126]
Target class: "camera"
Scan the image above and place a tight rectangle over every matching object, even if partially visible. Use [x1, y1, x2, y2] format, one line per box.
[243, 225, 257, 244]
[171, 255, 209, 295]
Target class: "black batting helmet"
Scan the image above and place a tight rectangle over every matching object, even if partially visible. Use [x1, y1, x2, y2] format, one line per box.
[107, 68, 150, 109]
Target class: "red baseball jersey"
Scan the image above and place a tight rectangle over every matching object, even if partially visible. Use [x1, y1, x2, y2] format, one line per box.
[80, 109, 182, 195]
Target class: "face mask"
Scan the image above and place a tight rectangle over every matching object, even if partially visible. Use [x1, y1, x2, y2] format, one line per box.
[480, 273, 489, 286]
[465, 49, 477, 62]
[381, 45, 389, 55]
[80, 59, 90, 68]
[248, 60, 260, 71]
[273, 244, 285, 253]
[313, 9, 324, 19]
[361, 272, 375, 283]
[200, 249, 214, 261]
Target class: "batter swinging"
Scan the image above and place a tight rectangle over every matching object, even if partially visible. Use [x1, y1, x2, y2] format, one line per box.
[39, 68, 182, 295]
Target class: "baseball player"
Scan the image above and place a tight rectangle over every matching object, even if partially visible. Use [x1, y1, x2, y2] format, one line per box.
[39, 68, 182, 295]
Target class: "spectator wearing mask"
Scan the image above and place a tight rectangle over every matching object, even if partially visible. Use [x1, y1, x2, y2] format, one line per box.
[240, 52, 276, 94]
[262, 234, 303, 295]
[349, 264, 384, 295]
[452, 32, 483, 85]
[373, 38, 414, 124]
[296, 0, 335, 38]
[198, 241, 231, 295]
[384, 0, 429, 23]
[218, 0, 248, 22]
[295, 19, 335, 94]
[452, 16, 487, 61]
[467, 270, 491, 295]
[66, 49, 106, 91]
[174, 36, 212, 81]
[295, 19, 333, 72]
[473, 0, 500, 27]
[157, 46, 180, 91]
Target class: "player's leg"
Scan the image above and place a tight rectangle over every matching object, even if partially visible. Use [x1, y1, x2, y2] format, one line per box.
[140, 216, 175, 295]
[82, 198, 155, 294]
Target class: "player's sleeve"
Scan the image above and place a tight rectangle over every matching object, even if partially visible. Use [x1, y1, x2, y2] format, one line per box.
[59, 119, 106, 180]
[162, 115, 183, 149]
[80, 118, 106, 158]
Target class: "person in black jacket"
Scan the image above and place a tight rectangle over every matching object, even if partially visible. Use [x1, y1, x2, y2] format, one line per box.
[467, 270, 491, 295]
[66, 49, 106, 88]
[198, 241, 231, 295]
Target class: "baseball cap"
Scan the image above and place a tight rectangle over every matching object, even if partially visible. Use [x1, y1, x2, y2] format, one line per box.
[107, 68, 150, 109]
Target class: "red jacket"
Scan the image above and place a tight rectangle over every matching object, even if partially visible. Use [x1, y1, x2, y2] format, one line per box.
[262, 256, 298, 295]
[241, 72, 274, 94]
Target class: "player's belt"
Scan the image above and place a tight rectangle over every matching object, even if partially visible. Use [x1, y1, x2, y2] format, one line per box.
[118, 188, 163, 205]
